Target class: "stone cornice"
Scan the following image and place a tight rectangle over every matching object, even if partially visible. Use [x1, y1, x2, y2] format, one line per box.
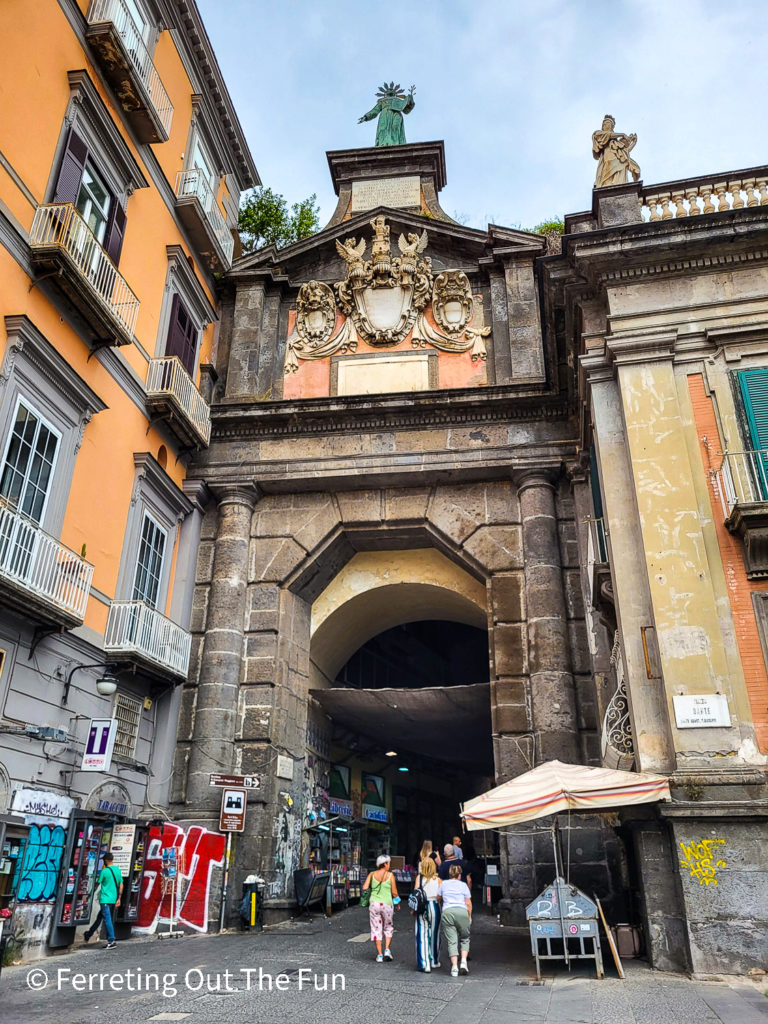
[209, 386, 574, 441]
[605, 330, 677, 367]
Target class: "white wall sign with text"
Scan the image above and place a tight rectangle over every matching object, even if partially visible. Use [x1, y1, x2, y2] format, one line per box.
[672, 694, 731, 729]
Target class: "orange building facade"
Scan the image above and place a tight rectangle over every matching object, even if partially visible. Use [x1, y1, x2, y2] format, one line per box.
[0, 0, 257, 955]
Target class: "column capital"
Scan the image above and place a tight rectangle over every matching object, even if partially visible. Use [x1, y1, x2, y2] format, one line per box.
[209, 481, 262, 511]
[512, 466, 560, 496]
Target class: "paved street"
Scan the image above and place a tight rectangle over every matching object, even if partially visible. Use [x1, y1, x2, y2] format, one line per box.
[1, 907, 766, 1024]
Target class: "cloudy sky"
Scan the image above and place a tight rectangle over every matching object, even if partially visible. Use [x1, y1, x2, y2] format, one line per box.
[197, 0, 766, 231]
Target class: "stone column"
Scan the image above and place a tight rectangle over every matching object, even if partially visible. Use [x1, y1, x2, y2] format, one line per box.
[516, 469, 579, 764]
[185, 484, 259, 814]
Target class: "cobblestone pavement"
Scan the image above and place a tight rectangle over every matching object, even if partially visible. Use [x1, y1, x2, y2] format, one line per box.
[1, 906, 765, 1023]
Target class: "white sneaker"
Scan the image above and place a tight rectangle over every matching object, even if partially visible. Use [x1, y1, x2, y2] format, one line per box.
[459, 960, 469, 974]
[383, 948, 393, 961]
[376, 953, 383, 963]
[451, 966, 459, 977]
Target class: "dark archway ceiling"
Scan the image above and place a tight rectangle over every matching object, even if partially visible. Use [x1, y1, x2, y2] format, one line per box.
[310, 683, 492, 773]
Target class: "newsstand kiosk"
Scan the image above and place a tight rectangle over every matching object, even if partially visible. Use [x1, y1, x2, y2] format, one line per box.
[49, 811, 148, 947]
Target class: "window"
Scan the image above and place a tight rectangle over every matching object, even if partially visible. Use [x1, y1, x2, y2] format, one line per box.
[132, 513, 166, 609]
[165, 294, 198, 376]
[113, 691, 143, 758]
[738, 369, 768, 451]
[53, 128, 126, 266]
[190, 133, 215, 191]
[0, 399, 60, 524]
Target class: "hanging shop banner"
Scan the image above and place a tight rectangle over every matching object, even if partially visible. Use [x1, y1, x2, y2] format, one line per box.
[110, 824, 136, 876]
[363, 805, 388, 822]
[81, 719, 118, 772]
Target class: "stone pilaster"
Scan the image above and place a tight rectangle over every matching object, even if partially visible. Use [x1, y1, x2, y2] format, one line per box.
[185, 484, 259, 814]
[516, 469, 579, 764]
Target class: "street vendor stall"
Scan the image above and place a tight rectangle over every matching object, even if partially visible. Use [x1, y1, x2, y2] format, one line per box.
[461, 760, 671, 978]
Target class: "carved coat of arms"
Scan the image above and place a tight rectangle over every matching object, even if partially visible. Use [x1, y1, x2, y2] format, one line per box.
[285, 217, 489, 373]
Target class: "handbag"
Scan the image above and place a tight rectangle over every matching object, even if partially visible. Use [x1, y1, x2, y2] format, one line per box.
[360, 887, 371, 908]
[408, 875, 428, 915]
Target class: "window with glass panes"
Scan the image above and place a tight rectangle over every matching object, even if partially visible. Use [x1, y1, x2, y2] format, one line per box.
[76, 162, 112, 244]
[132, 513, 166, 608]
[0, 399, 60, 524]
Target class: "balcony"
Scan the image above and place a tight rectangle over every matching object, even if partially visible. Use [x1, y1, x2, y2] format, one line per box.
[174, 169, 234, 272]
[85, 0, 173, 143]
[29, 204, 139, 348]
[714, 449, 768, 578]
[0, 503, 93, 627]
[584, 515, 614, 623]
[642, 169, 768, 222]
[146, 357, 211, 448]
[105, 600, 190, 679]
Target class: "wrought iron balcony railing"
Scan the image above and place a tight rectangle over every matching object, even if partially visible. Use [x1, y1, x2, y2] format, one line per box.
[86, 0, 173, 140]
[175, 169, 234, 268]
[105, 600, 191, 679]
[0, 503, 93, 623]
[713, 449, 768, 519]
[585, 515, 608, 564]
[146, 357, 211, 447]
[29, 203, 139, 345]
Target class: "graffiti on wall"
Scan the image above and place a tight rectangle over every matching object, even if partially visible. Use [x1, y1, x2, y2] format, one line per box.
[17, 824, 66, 902]
[134, 824, 225, 933]
[679, 838, 727, 886]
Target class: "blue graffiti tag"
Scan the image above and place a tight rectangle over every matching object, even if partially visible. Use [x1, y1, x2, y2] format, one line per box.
[17, 824, 66, 902]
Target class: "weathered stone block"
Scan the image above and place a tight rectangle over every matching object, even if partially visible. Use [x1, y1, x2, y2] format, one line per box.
[490, 572, 525, 623]
[527, 617, 570, 673]
[568, 620, 591, 674]
[524, 565, 566, 619]
[176, 686, 197, 742]
[195, 540, 215, 583]
[463, 525, 523, 571]
[336, 489, 383, 526]
[189, 585, 210, 633]
[250, 537, 306, 582]
[493, 623, 528, 676]
[563, 569, 585, 618]
[492, 677, 529, 706]
[427, 487, 484, 544]
[384, 486, 430, 522]
[492, 702, 532, 733]
[245, 657, 277, 683]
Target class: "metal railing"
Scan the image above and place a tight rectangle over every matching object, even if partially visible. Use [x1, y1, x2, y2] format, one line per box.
[175, 169, 234, 265]
[146, 357, 211, 445]
[642, 167, 768, 222]
[584, 515, 608, 564]
[713, 449, 768, 519]
[105, 600, 191, 678]
[87, 0, 173, 137]
[30, 204, 139, 341]
[0, 504, 93, 620]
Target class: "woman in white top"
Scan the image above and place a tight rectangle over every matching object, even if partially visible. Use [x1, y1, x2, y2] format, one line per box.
[413, 856, 441, 972]
[438, 863, 472, 976]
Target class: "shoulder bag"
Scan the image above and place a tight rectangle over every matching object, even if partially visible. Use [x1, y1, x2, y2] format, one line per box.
[408, 874, 428, 915]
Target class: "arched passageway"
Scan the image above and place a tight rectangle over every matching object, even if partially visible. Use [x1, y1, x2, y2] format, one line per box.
[306, 549, 495, 873]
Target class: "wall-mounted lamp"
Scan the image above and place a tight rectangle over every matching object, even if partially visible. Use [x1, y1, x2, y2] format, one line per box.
[63, 661, 120, 705]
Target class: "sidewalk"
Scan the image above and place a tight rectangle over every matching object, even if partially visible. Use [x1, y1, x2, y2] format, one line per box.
[0, 904, 765, 1023]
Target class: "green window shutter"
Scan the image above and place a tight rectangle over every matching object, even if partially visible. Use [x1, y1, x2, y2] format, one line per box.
[738, 369, 768, 450]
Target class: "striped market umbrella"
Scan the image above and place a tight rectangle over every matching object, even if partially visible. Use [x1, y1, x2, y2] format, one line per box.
[461, 760, 670, 830]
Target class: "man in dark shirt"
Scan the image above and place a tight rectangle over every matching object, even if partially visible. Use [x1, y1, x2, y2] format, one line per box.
[438, 843, 472, 887]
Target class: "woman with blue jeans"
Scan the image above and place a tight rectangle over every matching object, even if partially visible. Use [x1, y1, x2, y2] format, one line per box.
[438, 863, 472, 976]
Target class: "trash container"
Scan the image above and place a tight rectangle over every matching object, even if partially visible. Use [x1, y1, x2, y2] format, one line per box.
[240, 875, 264, 931]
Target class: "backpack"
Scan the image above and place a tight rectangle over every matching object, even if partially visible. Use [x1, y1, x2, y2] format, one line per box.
[408, 876, 428, 915]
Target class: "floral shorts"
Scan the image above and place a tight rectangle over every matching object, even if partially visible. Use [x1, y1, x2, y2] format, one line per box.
[369, 902, 394, 941]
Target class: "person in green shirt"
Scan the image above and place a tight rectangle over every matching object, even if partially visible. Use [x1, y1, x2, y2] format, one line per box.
[83, 852, 123, 949]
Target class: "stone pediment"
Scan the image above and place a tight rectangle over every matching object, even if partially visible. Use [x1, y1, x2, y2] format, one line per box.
[230, 207, 546, 281]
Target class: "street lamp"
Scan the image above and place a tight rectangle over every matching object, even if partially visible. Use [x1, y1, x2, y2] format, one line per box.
[62, 662, 120, 705]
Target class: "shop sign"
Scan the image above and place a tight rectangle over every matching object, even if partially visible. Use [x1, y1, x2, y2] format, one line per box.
[219, 788, 247, 832]
[209, 773, 260, 789]
[110, 824, 136, 876]
[673, 694, 730, 729]
[329, 799, 354, 817]
[81, 719, 118, 772]
[10, 788, 75, 822]
[363, 805, 388, 822]
[84, 780, 133, 817]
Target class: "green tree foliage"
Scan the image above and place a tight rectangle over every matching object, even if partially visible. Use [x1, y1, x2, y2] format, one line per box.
[530, 218, 564, 235]
[238, 186, 320, 253]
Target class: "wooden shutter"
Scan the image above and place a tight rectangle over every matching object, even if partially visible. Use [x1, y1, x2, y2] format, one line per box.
[53, 128, 89, 204]
[104, 200, 127, 266]
[165, 293, 198, 376]
[738, 369, 768, 449]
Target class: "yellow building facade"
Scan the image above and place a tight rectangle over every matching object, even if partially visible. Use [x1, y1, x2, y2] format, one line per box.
[0, 0, 257, 955]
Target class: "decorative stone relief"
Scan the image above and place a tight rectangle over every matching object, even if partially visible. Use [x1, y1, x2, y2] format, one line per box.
[283, 217, 491, 373]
